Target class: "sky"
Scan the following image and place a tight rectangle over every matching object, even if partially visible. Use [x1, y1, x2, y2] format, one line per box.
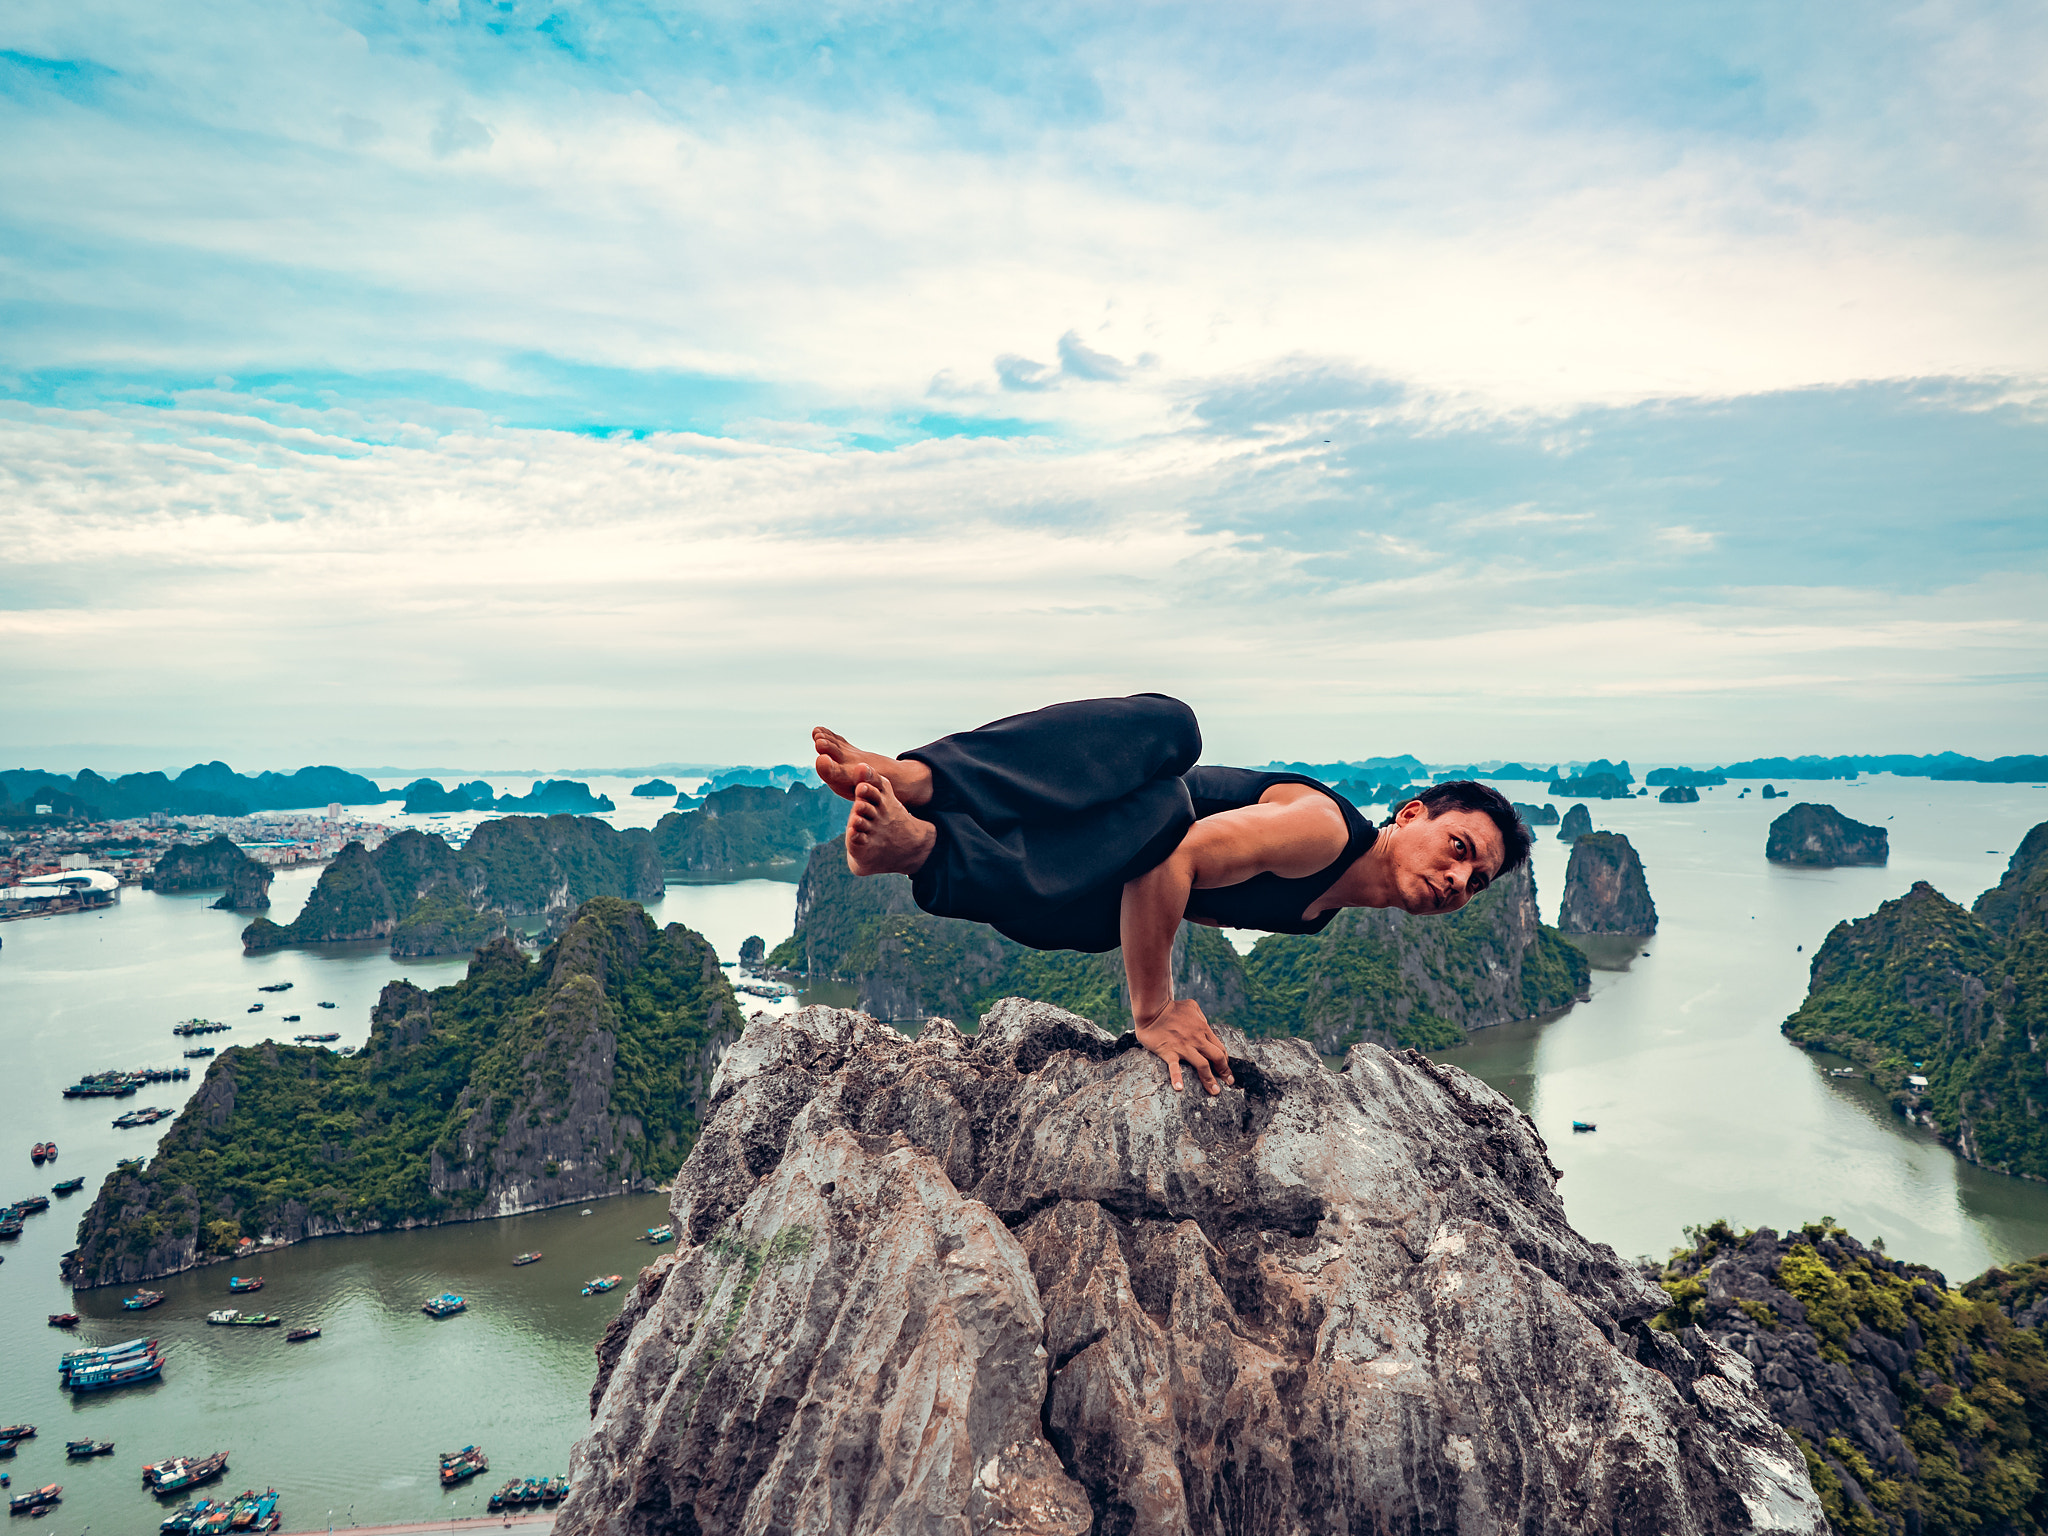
[3, 0, 2045, 773]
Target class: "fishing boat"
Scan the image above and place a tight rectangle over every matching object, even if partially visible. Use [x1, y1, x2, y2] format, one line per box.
[184, 1048, 216, 1059]
[8, 1485, 59, 1516]
[113, 1106, 173, 1129]
[257, 983, 292, 993]
[123, 1289, 166, 1309]
[421, 1293, 466, 1318]
[580, 1274, 622, 1296]
[65, 1357, 165, 1392]
[281, 1015, 300, 1023]
[63, 1441, 113, 1459]
[291, 1033, 340, 1044]
[60, 1345, 158, 1383]
[511, 1251, 542, 1265]
[50, 1178, 83, 1195]
[284, 1327, 320, 1343]
[45, 1315, 78, 1328]
[205, 1311, 281, 1327]
[159, 1498, 213, 1532]
[1571, 1121, 1597, 1133]
[14, 1197, 48, 1215]
[0, 1429, 33, 1447]
[29, 1144, 51, 1164]
[249, 1490, 280, 1532]
[438, 1446, 488, 1486]
[246, 1005, 262, 1013]
[61, 1337, 151, 1366]
[316, 1001, 335, 1009]
[227, 1276, 263, 1293]
[117, 1158, 144, 1173]
[0, 1217, 21, 1240]
[143, 1453, 229, 1496]
[642, 1225, 674, 1244]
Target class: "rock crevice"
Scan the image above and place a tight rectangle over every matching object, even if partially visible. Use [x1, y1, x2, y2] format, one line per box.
[560, 1000, 1822, 1536]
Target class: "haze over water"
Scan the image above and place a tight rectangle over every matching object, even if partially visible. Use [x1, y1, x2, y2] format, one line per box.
[1, 773, 2044, 1534]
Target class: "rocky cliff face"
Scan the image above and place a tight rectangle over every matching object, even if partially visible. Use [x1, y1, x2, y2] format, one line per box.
[1513, 800, 1561, 825]
[1559, 831, 1658, 937]
[68, 899, 739, 1287]
[147, 834, 273, 909]
[243, 817, 661, 955]
[1766, 804, 1889, 868]
[1558, 802, 1593, 841]
[1781, 829, 2048, 1179]
[1659, 784, 1701, 803]
[558, 1001, 1822, 1536]
[1653, 1220, 2048, 1536]
[771, 839, 1588, 1052]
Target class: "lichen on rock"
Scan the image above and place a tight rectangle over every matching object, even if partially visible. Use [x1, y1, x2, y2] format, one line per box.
[559, 1000, 1823, 1536]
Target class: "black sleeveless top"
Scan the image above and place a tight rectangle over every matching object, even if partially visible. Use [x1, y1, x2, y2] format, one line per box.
[1179, 767, 1377, 934]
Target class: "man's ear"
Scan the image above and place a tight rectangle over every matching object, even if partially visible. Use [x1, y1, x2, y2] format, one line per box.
[1395, 799, 1428, 828]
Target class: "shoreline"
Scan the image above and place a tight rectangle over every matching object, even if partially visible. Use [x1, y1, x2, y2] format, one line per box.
[279, 1517, 556, 1536]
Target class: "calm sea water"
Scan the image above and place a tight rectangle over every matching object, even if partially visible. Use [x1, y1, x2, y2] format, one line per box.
[2, 776, 2045, 1535]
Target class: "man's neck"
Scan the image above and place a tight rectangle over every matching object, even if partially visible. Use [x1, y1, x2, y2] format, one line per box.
[1325, 835, 1399, 912]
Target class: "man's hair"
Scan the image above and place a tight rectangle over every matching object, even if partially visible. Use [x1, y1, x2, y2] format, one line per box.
[1386, 779, 1531, 879]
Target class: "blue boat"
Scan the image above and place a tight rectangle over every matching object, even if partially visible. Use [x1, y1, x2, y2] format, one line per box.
[67, 1357, 164, 1392]
[421, 1293, 466, 1318]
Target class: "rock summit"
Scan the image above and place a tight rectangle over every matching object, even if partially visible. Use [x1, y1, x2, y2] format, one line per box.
[559, 1000, 1821, 1535]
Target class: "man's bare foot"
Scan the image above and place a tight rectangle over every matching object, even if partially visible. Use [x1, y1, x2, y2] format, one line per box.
[812, 727, 933, 806]
[845, 768, 937, 877]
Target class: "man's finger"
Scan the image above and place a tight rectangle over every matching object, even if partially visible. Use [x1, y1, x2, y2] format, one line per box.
[1191, 1051, 1218, 1095]
[1159, 1048, 1183, 1090]
[1202, 1036, 1235, 1088]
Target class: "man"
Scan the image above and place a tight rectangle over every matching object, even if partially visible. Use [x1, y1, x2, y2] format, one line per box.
[810, 693, 1529, 1096]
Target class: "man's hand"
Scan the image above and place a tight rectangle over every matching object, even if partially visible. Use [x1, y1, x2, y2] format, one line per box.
[1135, 998, 1236, 1095]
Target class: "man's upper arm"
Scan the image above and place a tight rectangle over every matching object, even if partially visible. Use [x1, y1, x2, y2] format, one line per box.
[1182, 796, 1349, 887]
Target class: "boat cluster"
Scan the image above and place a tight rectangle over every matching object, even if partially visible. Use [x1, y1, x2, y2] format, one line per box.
[580, 1274, 622, 1296]
[28, 1143, 55, 1164]
[60, 1335, 165, 1391]
[158, 1487, 279, 1534]
[733, 978, 795, 1001]
[0, 1424, 36, 1455]
[172, 1020, 231, 1037]
[7, 1483, 59, 1519]
[113, 1106, 175, 1129]
[487, 1474, 568, 1511]
[422, 1292, 467, 1318]
[641, 1225, 674, 1244]
[64, 1067, 190, 1100]
[290, 1032, 340, 1044]
[204, 1311, 282, 1328]
[0, 1192, 52, 1241]
[439, 1446, 488, 1486]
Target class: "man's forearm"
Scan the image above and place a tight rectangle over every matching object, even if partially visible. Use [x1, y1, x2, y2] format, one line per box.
[1120, 851, 1192, 1024]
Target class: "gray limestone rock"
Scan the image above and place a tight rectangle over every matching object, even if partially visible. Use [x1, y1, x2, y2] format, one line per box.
[1765, 803, 1889, 868]
[1559, 831, 1659, 937]
[559, 1001, 1822, 1536]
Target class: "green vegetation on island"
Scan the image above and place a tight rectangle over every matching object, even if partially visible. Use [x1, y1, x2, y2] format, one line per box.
[630, 779, 677, 797]
[68, 899, 741, 1287]
[770, 836, 1587, 1051]
[652, 782, 845, 880]
[243, 816, 662, 957]
[1782, 822, 2048, 1178]
[1652, 1218, 2048, 1536]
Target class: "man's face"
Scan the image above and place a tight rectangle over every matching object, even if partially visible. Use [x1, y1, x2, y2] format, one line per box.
[1386, 802, 1506, 916]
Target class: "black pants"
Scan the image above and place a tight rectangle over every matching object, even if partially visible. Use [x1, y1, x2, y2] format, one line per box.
[902, 694, 1201, 952]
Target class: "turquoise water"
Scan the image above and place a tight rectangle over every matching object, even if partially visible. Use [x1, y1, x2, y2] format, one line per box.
[3, 777, 2046, 1536]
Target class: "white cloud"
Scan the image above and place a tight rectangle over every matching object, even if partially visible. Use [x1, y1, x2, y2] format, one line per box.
[2, 397, 2041, 766]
